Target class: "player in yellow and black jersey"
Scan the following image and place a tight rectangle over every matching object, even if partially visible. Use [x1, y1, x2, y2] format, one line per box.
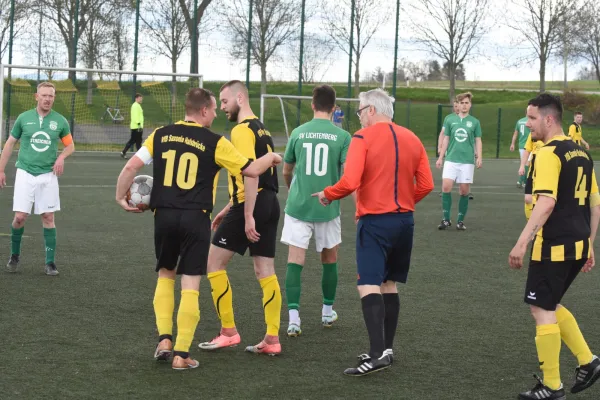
[519, 133, 544, 219]
[509, 94, 600, 400]
[115, 88, 281, 371]
[199, 80, 284, 356]
[568, 111, 589, 149]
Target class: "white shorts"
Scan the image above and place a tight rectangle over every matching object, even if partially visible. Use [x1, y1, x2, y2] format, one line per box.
[519, 148, 526, 159]
[442, 161, 475, 184]
[13, 169, 61, 215]
[280, 214, 341, 252]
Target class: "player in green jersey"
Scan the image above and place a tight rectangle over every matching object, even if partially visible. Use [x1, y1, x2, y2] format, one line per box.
[510, 116, 531, 188]
[281, 85, 351, 336]
[0, 82, 75, 275]
[436, 92, 482, 231]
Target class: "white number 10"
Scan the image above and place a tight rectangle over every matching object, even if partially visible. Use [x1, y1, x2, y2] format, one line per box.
[302, 142, 329, 176]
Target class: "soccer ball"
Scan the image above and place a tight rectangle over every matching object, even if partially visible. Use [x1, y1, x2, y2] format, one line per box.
[127, 175, 153, 211]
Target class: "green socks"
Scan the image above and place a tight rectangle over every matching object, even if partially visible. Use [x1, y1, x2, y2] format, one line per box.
[11, 226, 24, 255]
[458, 195, 469, 222]
[286, 262, 338, 310]
[44, 228, 56, 264]
[442, 192, 452, 221]
[285, 263, 303, 310]
[322, 263, 338, 306]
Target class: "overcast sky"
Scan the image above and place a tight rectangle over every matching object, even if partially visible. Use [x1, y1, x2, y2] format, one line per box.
[8, 0, 590, 83]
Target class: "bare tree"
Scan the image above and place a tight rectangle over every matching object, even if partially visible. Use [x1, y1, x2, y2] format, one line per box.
[140, 0, 191, 113]
[505, 0, 571, 93]
[550, 1, 583, 89]
[409, 0, 489, 102]
[323, 0, 390, 96]
[38, 0, 121, 80]
[177, 0, 213, 76]
[107, 13, 133, 81]
[0, 0, 31, 60]
[288, 34, 336, 83]
[222, 0, 301, 94]
[576, 1, 600, 84]
[81, 12, 117, 104]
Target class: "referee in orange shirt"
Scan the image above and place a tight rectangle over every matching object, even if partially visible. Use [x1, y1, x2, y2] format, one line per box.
[313, 88, 434, 376]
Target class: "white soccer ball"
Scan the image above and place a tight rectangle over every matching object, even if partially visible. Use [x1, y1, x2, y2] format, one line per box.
[127, 175, 153, 211]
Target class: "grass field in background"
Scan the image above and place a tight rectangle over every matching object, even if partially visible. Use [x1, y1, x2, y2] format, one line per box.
[2, 154, 600, 399]
[3, 80, 600, 158]
[411, 80, 600, 91]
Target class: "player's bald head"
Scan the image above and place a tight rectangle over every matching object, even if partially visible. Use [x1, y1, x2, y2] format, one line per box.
[220, 80, 248, 99]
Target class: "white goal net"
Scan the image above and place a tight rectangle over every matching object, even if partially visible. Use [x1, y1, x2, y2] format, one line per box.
[0, 64, 203, 151]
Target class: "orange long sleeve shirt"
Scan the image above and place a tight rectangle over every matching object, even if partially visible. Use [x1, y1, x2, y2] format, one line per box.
[324, 122, 434, 217]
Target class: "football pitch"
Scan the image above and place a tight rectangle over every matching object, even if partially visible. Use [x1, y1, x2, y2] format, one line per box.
[2, 152, 600, 400]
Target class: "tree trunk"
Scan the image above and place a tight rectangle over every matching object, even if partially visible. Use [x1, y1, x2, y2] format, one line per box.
[594, 62, 600, 85]
[354, 55, 360, 97]
[68, 41, 76, 81]
[172, 58, 177, 122]
[449, 63, 456, 103]
[86, 71, 93, 105]
[260, 63, 267, 95]
[539, 56, 546, 93]
[563, 48, 568, 89]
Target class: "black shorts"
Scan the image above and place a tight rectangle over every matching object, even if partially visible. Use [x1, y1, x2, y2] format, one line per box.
[212, 189, 280, 257]
[524, 258, 587, 311]
[154, 208, 211, 275]
[524, 172, 533, 195]
[356, 212, 414, 286]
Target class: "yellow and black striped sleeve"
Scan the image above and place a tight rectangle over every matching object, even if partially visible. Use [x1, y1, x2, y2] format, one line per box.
[215, 136, 251, 175]
[532, 147, 561, 200]
[231, 124, 257, 160]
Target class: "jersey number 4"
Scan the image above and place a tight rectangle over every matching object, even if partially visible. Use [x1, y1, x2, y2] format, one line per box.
[162, 150, 198, 189]
[303, 143, 329, 176]
[575, 166, 588, 206]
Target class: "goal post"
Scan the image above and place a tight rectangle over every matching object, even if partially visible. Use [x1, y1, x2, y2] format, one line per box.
[260, 94, 361, 148]
[0, 64, 203, 152]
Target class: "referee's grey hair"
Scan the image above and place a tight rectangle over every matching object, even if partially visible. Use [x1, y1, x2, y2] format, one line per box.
[358, 89, 395, 119]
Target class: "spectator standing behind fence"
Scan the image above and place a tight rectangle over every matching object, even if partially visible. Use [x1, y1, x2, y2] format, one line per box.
[332, 105, 344, 128]
[121, 94, 144, 159]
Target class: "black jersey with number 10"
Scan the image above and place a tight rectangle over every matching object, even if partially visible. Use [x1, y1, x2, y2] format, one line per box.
[141, 121, 251, 211]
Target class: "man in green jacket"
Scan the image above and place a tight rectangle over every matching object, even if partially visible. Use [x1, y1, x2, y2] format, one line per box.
[121, 93, 144, 158]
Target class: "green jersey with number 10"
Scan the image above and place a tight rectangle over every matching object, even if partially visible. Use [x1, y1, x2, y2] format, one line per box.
[284, 118, 351, 222]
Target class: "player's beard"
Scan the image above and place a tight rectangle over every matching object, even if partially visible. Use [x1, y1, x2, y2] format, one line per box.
[227, 103, 240, 122]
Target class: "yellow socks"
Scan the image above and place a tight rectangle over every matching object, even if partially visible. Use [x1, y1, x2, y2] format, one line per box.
[535, 324, 562, 390]
[174, 289, 200, 353]
[525, 202, 533, 220]
[208, 271, 236, 329]
[260, 275, 282, 337]
[153, 278, 175, 337]
[556, 306, 594, 366]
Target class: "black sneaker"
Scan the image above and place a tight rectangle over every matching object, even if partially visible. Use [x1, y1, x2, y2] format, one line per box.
[468, 193, 474, 200]
[6, 254, 20, 273]
[438, 220, 451, 230]
[518, 374, 566, 400]
[343, 353, 391, 376]
[44, 262, 59, 276]
[571, 355, 600, 393]
[360, 349, 395, 365]
[456, 221, 466, 231]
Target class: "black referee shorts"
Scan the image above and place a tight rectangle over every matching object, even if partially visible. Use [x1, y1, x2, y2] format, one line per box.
[524, 258, 587, 311]
[211, 189, 280, 257]
[154, 208, 211, 276]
